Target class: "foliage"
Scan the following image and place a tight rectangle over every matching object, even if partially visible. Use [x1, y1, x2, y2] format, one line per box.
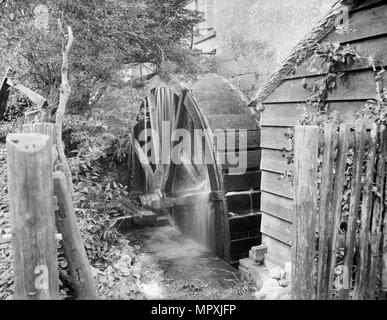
[300, 42, 361, 114]
[279, 41, 386, 297]
[357, 66, 386, 124]
[0, 0, 204, 110]
[280, 41, 386, 183]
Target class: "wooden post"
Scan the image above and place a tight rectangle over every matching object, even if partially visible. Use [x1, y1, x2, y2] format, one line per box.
[292, 125, 319, 300]
[340, 123, 366, 300]
[7, 133, 59, 300]
[22, 123, 56, 144]
[317, 123, 338, 300]
[0, 70, 10, 120]
[327, 124, 351, 298]
[22, 123, 57, 165]
[383, 191, 387, 292]
[368, 125, 386, 298]
[354, 124, 377, 299]
[53, 171, 98, 299]
[384, 129, 387, 293]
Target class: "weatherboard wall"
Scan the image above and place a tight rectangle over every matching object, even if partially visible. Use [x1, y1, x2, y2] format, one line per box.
[259, 0, 387, 267]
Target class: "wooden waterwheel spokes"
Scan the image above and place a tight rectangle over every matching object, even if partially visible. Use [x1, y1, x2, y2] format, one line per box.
[132, 85, 208, 194]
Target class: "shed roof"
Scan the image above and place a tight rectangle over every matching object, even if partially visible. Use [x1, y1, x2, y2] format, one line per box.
[248, 0, 368, 107]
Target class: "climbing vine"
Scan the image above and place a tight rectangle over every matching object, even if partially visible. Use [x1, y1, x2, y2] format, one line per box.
[277, 42, 386, 296]
[280, 41, 386, 184]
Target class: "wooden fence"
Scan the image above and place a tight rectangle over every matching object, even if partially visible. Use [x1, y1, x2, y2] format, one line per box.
[292, 123, 387, 300]
[4, 123, 97, 300]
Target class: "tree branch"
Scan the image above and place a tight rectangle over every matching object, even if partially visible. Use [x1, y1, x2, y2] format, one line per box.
[55, 19, 74, 195]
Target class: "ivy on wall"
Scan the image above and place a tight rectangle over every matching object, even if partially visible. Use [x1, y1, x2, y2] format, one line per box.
[279, 41, 386, 183]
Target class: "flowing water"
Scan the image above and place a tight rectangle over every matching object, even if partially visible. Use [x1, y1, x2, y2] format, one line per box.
[132, 226, 254, 300]
[171, 169, 216, 253]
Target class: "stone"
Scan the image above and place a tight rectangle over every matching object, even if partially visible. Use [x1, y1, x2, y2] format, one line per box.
[269, 266, 283, 280]
[156, 216, 171, 227]
[249, 244, 267, 265]
[238, 258, 271, 290]
[133, 210, 157, 227]
[278, 279, 288, 287]
[254, 279, 281, 300]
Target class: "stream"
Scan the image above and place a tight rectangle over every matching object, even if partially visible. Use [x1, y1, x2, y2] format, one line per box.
[128, 226, 255, 300]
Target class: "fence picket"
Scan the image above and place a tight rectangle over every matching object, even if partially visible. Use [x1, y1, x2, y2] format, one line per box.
[327, 124, 351, 299]
[353, 124, 377, 299]
[293, 123, 387, 300]
[317, 123, 338, 300]
[368, 125, 386, 298]
[292, 125, 319, 300]
[340, 124, 366, 299]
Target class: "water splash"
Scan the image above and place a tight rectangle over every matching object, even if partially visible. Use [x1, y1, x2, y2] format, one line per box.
[172, 170, 215, 252]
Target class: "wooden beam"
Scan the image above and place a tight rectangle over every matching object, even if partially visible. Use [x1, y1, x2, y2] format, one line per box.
[7, 79, 47, 108]
[7, 133, 59, 300]
[0, 70, 10, 119]
[133, 139, 156, 193]
[292, 125, 319, 300]
[53, 171, 98, 300]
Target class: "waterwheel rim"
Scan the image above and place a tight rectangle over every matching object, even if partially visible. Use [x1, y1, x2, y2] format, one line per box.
[129, 74, 261, 263]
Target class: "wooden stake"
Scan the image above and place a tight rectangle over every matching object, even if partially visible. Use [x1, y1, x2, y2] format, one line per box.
[368, 125, 386, 298]
[317, 123, 338, 300]
[354, 124, 377, 299]
[53, 171, 98, 300]
[0, 70, 10, 119]
[327, 124, 351, 299]
[292, 125, 319, 300]
[340, 123, 366, 300]
[7, 133, 59, 300]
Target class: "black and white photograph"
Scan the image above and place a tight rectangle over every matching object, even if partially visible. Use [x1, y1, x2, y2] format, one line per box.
[0, 0, 386, 307]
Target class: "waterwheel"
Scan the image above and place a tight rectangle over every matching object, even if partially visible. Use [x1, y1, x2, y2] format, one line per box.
[128, 74, 261, 264]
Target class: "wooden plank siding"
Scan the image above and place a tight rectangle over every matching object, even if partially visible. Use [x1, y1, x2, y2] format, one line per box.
[260, 171, 293, 199]
[265, 70, 387, 104]
[260, 149, 291, 173]
[261, 213, 292, 246]
[260, 127, 292, 150]
[324, 4, 387, 44]
[261, 234, 291, 268]
[261, 102, 369, 127]
[258, 1, 387, 267]
[261, 191, 293, 223]
[290, 36, 387, 79]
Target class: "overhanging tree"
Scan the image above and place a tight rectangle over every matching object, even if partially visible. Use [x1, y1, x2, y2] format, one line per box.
[0, 0, 204, 110]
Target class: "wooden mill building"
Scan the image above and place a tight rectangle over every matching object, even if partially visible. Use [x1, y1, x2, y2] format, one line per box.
[249, 0, 387, 267]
